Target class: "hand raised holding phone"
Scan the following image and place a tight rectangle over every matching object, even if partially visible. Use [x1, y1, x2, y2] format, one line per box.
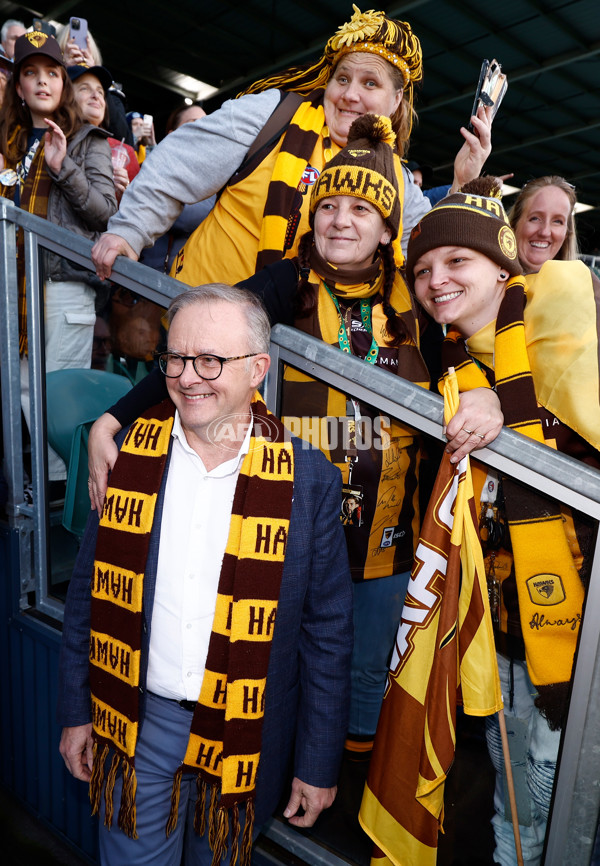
[468, 59, 507, 135]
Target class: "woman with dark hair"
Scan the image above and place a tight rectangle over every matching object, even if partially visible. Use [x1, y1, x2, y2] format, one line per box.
[0, 31, 116, 486]
[509, 175, 579, 274]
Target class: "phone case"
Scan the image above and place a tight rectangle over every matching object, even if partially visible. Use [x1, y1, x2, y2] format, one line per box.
[69, 18, 88, 52]
[468, 58, 508, 132]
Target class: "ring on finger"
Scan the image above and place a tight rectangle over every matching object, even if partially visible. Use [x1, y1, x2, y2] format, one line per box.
[463, 428, 474, 435]
[474, 432, 486, 440]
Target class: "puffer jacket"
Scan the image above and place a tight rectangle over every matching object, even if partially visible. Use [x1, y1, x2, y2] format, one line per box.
[44, 122, 117, 283]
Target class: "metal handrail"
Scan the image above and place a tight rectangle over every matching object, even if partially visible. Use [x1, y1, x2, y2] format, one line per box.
[1, 195, 599, 864]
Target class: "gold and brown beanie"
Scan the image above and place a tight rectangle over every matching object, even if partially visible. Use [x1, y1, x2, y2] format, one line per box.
[310, 113, 400, 239]
[405, 176, 522, 286]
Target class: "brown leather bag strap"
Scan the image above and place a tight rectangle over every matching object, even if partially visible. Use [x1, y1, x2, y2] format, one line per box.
[227, 90, 305, 188]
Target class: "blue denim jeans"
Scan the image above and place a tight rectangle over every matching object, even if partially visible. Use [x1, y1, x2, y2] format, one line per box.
[485, 654, 561, 865]
[349, 571, 411, 737]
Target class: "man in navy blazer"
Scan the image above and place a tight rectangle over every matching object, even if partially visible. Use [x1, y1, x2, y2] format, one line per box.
[57, 284, 353, 866]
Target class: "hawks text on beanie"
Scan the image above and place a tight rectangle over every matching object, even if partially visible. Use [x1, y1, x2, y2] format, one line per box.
[310, 113, 401, 239]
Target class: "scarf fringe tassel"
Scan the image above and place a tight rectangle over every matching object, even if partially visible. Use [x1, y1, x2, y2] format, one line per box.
[89, 747, 137, 839]
[118, 759, 138, 838]
[167, 770, 255, 866]
[104, 751, 120, 829]
[166, 765, 184, 837]
[193, 775, 208, 836]
[89, 742, 109, 817]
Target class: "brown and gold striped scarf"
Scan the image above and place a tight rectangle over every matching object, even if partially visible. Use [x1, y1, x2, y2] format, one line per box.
[441, 276, 584, 728]
[255, 89, 326, 272]
[282, 249, 428, 580]
[89, 395, 294, 864]
[0, 126, 52, 355]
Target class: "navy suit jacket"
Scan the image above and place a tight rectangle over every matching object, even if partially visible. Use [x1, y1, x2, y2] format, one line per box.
[57, 433, 353, 827]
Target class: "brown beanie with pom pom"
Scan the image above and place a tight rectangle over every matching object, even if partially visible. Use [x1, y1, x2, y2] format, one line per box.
[405, 176, 522, 285]
[310, 114, 400, 239]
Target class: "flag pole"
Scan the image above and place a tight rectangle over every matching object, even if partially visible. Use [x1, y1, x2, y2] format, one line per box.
[498, 708, 525, 866]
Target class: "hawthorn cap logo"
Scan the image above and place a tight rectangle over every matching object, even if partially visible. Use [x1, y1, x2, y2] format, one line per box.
[526, 573, 566, 606]
[499, 224, 517, 260]
[347, 148, 372, 158]
[28, 31, 49, 48]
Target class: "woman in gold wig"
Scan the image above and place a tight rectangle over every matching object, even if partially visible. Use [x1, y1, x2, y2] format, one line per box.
[91, 5, 494, 287]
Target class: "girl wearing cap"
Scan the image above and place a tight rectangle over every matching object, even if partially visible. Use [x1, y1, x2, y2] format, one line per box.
[0, 31, 117, 484]
[86, 117, 502, 755]
[91, 5, 493, 287]
[509, 175, 579, 274]
[407, 176, 600, 865]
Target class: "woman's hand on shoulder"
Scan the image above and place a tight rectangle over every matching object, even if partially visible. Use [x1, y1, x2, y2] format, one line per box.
[444, 386, 503, 463]
[88, 412, 123, 512]
[43, 119, 67, 175]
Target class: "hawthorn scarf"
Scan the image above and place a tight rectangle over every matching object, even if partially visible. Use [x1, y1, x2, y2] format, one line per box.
[281, 247, 428, 580]
[285, 245, 428, 427]
[0, 126, 52, 354]
[89, 395, 294, 865]
[441, 276, 584, 728]
[255, 90, 326, 271]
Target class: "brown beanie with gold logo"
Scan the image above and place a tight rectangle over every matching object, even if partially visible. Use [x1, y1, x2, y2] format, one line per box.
[310, 114, 401, 239]
[405, 176, 522, 286]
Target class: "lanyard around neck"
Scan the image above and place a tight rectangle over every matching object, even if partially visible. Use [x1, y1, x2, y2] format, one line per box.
[323, 282, 379, 365]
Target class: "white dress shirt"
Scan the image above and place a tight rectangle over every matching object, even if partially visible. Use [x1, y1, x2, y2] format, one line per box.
[146, 411, 251, 701]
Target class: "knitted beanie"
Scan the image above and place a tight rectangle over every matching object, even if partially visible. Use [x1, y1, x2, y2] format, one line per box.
[310, 114, 400, 239]
[405, 176, 522, 285]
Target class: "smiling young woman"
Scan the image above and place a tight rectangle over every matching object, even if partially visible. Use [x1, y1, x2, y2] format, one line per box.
[407, 175, 600, 865]
[509, 175, 579, 274]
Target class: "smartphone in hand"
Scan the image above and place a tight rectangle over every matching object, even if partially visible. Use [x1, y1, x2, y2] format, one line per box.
[468, 59, 507, 134]
[69, 17, 88, 52]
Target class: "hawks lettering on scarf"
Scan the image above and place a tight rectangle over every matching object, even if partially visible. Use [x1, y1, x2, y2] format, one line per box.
[89, 396, 294, 866]
[1, 126, 52, 355]
[359, 371, 501, 866]
[441, 276, 585, 729]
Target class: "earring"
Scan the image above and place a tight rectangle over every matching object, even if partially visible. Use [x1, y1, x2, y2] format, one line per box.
[21, 98, 25, 107]
[500, 272, 507, 279]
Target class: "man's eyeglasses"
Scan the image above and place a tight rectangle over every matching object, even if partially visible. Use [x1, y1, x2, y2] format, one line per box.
[156, 351, 258, 380]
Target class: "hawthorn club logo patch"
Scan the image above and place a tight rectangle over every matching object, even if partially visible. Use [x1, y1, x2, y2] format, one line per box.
[526, 573, 566, 606]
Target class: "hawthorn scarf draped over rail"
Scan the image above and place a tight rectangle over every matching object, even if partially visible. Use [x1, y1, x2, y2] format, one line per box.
[441, 273, 590, 727]
[89, 395, 294, 865]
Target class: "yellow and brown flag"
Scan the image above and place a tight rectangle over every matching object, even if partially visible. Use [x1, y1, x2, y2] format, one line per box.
[359, 370, 503, 866]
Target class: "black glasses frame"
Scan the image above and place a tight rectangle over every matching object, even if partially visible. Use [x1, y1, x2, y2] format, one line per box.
[155, 351, 259, 380]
